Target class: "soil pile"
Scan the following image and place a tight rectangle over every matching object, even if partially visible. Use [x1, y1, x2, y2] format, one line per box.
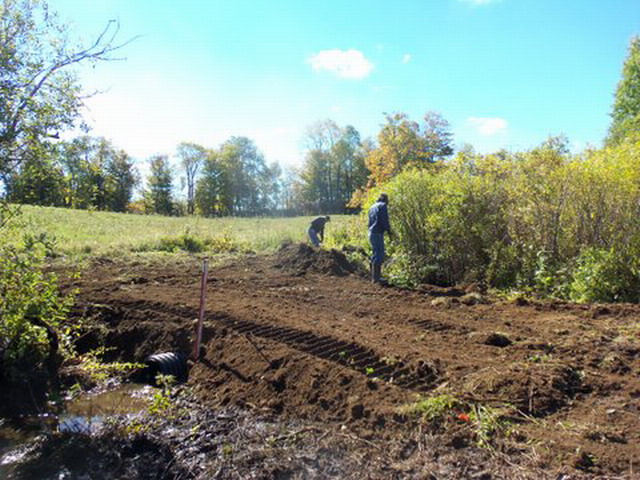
[273, 242, 359, 277]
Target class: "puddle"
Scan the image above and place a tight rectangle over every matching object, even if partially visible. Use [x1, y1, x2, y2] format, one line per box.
[0, 383, 153, 477]
[58, 383, 153, 433]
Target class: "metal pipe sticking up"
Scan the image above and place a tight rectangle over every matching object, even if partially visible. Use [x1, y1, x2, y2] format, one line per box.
[192, 257, 209, 361]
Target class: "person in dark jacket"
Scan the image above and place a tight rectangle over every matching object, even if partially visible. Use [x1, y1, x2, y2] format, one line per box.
[368, 193, 393, 283]
[308, 215, 330, 247]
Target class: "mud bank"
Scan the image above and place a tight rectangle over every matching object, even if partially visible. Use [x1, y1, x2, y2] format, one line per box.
[4, 389, 574, 480]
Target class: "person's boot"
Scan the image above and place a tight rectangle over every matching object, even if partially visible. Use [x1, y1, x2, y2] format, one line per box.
[377, 264, 388, 285]
[372, 263, 385, 284]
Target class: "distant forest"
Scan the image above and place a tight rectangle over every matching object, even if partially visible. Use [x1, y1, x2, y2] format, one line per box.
[1, 112, 454, 217]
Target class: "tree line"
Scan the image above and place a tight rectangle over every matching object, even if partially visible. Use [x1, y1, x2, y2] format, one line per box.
[1, 113, 455, 216]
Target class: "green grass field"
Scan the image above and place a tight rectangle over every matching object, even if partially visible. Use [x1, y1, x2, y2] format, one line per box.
[8, 205, 361, 257]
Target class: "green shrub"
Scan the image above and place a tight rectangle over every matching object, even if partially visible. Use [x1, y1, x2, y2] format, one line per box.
[209, 229, 245, 253]
[145, 228, 245, 254]
[0, 240, 76, 383]
[157, 229, 206, 253]
[355, 137, 640, 301]
[569, 248, 640, 303]
[485, 243, 521, 288]
[78, 347, 145, 384]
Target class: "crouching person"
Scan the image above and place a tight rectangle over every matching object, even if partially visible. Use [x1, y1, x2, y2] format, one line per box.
[308, 215, 330, 247]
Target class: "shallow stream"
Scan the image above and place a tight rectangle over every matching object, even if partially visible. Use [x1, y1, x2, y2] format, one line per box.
[0, 383, 153, 478]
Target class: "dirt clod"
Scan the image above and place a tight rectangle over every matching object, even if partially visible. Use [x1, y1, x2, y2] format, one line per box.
[350, 404, 365, 420]
[483, 332, 513, 347]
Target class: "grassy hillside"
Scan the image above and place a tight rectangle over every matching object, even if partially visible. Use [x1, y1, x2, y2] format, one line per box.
[8, 205, 357, 256]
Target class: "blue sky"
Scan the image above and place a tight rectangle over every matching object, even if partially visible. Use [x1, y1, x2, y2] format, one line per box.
[53, 0, 639, 169]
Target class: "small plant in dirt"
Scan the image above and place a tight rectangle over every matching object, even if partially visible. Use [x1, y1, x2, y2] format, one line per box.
[123, 418, 150, 436]
[382, 355, 400, 366]
[148, 373, 177, 416]
[400, 394, 461, 423]
[401, 395, 511, 448]
[469, 404, 511, 449]
[338, 350, 351, 363]
[222, 443, 234, 457]
[574, 448, 599, 471]
[365, 366, 375, 376]
[528, 353, 553, 364]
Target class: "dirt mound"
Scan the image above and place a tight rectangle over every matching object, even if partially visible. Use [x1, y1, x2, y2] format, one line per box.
[273, 242, 360, 277]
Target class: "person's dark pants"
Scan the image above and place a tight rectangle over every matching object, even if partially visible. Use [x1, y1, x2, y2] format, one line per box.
[369, 232, 385, 282]
[308, 228, 321, 247]
[369, 232, 385, 265]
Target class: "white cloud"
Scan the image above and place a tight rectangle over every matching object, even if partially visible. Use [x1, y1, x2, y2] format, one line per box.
[402, 54, 412, 64]
[467, 117, 508, 136]
[307, 49, 374, 79]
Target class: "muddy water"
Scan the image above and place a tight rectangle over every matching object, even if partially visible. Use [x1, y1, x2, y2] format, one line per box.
[57, 383, 152, 433]
[0, 383, 153, 478]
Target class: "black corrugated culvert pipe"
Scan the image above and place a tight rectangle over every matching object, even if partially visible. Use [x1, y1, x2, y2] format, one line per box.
[145, 352, 188, 384]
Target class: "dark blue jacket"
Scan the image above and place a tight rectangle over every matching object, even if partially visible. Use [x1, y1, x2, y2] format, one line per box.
[310, 216, 328, 233]
[368, 201, 391, 234]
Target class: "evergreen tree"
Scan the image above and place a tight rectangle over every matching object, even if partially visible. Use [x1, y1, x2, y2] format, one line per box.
[105, 150, 139, 212]
[144, 155, 174, 215]
[195, 150, 227, 216]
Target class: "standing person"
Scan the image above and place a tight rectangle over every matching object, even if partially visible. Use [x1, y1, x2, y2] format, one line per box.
[308, 215, 330, 247]
[368, 193, 393, 284]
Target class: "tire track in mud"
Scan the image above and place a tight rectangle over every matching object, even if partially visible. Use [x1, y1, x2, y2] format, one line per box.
[99, 298, 441, 392]
[407, 318, 456, 332]
[215, 316, 439, 392]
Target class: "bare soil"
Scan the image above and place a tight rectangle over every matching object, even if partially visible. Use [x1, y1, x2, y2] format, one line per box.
[64, 245, 640, 478]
